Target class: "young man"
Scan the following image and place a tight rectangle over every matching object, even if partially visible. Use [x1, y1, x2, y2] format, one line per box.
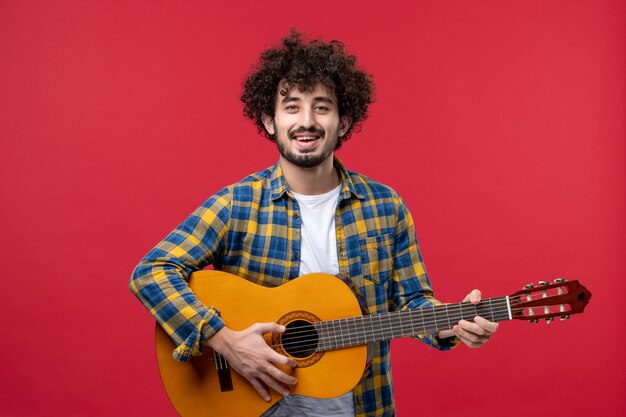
[130, 31, 498, 417]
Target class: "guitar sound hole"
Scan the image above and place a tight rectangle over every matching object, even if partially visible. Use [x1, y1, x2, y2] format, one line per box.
[282, 320, 318, 358]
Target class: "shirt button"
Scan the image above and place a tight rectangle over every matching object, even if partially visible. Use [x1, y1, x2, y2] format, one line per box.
[293, 251, 300, 260]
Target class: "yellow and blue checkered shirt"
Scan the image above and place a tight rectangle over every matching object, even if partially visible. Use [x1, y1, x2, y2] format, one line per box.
[130, 157, 457, 417]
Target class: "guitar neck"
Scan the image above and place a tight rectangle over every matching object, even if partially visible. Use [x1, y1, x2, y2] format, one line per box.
[314, 296, 511, 351]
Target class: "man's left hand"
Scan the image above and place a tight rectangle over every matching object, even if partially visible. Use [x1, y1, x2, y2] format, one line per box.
[437, 289, 498, 348]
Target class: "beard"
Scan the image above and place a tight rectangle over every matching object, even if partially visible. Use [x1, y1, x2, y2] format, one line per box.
[275, 124, 339, 168]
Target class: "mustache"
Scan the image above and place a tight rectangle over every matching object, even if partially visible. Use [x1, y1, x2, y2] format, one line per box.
[288, 126, 325, 139]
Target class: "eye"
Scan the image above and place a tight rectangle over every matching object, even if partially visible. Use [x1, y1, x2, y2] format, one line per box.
[285, 105, 298, 112]
[315, 105, 330, 112]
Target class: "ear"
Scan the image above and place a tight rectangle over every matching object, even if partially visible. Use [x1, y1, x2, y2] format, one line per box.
[338, 116, 352, 138]
[261, 113, 275, 136]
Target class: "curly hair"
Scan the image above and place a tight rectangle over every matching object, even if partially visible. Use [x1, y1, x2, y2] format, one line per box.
[241, 29, 374, 148]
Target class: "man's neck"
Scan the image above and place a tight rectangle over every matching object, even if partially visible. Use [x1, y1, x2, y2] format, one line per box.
[279, 155, 340, 196]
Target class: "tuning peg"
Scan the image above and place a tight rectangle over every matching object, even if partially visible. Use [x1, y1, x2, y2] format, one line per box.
[554, 278, 565, 284]
[538, 281, 549, 286]
[529, 319, 539, 324]
[524, 283, 535, 289]
[560, 315, 570, 321]
[546, 317, 554, 324]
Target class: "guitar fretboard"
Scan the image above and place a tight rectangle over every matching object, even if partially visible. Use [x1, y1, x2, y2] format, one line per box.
[314, 297, 511, 351]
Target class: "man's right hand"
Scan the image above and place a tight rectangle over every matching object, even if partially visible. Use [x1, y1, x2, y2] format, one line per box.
[204, 323, 298, 401]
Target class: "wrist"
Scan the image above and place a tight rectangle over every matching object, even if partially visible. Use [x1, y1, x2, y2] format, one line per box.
[204, 326, 233, 352]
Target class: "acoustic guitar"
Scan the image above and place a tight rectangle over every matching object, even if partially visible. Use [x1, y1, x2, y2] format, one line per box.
[155, 271, 591, 417]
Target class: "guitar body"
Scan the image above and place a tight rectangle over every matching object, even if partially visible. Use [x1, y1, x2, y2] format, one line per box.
[155, 271, 367, 417]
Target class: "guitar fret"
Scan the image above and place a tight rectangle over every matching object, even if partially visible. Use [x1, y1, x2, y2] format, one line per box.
[475, 302, 492, 321]
[434, 306, 448, 331]
[347, 318, 355, 346]
[315, 322, 324, 352]
[341, 318, 349, 347]
[389, 312, 402, 339]
[327, 321, 333, 350]
[354, 317, 365, 347]
[376, 313, 385, 342]
[320, 320, 326, 351]
[492, 298, 510, 322]
[380, 314, 389, 341]
[387, 313, 397, 339]
[408, 311, 416, 335]
[461, 302, 478, 322]
[421, 307, 436, 333]
[357, 317, 366, 345]
[316, 322, 327, 352]
[344, 318, 352, 347]
[367, 312, 376, 344]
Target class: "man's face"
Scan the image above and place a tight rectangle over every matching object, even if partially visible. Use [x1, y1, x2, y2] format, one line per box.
[262, 83, 351, 169]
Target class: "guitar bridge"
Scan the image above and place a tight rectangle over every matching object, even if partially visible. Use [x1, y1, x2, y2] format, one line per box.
[214, 351, 233, 392]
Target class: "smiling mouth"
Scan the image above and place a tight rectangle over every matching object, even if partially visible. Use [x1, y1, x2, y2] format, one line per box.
[290, 127, 324, 142]
[293, 135, 320, 142]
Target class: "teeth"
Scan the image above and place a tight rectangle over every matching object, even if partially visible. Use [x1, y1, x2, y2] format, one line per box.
[296, 136, 317, 141]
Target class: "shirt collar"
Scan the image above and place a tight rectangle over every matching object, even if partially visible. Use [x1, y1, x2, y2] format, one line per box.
[269, 156, 364, 201]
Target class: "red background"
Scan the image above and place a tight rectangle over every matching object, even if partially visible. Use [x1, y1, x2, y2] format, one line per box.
[1, 1, 624, 416]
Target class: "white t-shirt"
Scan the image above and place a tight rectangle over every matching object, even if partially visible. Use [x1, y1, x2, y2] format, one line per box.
[292, 184, 342, 276]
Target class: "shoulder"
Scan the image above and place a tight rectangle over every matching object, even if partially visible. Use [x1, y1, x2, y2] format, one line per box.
[346, 169, 404, 204]
[344, 169, 414, 227]
[199, 165, 274, 209]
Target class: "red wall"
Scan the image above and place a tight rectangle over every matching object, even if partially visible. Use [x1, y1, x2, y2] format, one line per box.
[1, 1, 624, 416]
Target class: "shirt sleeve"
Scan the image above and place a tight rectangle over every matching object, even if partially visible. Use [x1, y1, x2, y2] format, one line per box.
[129, 187, 232, 362]
[390, 196, 460, 351]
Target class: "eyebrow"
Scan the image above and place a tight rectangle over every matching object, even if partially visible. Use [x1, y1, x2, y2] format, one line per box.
[280, 96, 334, 104]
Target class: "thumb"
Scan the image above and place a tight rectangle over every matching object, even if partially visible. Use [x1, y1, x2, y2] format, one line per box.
[251, 322, 286, 335]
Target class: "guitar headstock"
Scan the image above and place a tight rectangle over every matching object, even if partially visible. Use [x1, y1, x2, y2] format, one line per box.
[509, 279, 591, 323]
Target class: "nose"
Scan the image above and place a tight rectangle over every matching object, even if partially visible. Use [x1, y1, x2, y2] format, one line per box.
[299, 108, 316, 129]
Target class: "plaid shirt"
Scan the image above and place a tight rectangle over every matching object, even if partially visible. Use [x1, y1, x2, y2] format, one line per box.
[130, 157, 458, 417]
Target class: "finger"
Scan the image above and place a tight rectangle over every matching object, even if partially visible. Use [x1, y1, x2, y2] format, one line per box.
[474, 315, 499, 333]
[269, 350, 298, 368]
[265, 361, 298, 385]
[457, 319, 490, 336]
[468, 289, 482, 305]
[453, 324, 486, 344]
[258, 372, 291, 398]
[458, 335, 485, 349]
[248, 377, 271, 402]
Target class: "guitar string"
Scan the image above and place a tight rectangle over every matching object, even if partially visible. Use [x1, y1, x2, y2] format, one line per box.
[266, 297, 543, 346]
[271, 304, 565, 353]
[272, 308, 515, 353]
[268, 300, 556, 352]
[269, 303, 560, 355]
